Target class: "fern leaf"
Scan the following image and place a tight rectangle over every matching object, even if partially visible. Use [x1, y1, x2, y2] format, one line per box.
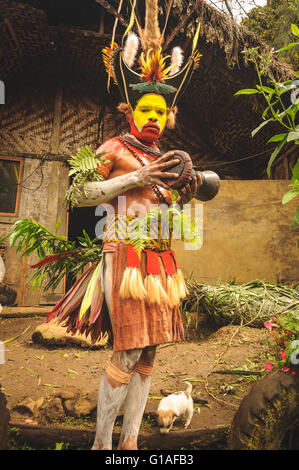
[65, 145, 108, 208]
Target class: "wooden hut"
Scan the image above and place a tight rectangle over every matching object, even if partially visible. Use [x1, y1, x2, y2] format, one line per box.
[0, 0, 297, 307]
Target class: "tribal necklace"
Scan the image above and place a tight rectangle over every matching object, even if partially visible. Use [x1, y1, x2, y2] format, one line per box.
[118, 136, 170, 207]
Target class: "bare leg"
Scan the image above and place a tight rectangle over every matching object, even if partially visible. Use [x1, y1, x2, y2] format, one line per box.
[118, 346, 156, 450]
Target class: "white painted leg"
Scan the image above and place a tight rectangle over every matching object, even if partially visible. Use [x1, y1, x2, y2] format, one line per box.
[118, 371, 152, 450]
[118, 347, 156, 450]
[92, 251, 124, 450]
[92, 373, 129, 450]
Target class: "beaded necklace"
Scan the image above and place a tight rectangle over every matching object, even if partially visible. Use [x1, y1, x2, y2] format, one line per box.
[117, 136, 170, 207]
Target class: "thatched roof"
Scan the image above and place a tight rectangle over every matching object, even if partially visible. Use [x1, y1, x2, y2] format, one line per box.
[0, 0, 296, 179]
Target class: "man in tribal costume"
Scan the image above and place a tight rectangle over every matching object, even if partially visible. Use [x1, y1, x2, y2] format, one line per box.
[48, 0, 207, 450]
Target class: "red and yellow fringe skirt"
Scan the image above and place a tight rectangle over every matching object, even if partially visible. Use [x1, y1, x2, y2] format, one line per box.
[108, 242, 185, 351]
[47, 214, 186, 351]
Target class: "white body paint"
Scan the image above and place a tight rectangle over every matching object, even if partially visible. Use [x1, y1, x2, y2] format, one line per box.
[92, 375, 128, 450]
[120, 372, 152, 445]
[92, 253, 153, 450]
[77, 171, 142, 207]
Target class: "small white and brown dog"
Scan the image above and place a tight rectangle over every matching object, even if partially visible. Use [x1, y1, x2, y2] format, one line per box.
[156, 381, 194, 434]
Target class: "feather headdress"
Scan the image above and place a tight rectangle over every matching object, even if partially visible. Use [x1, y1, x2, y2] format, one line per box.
[102, 0, 202, 109]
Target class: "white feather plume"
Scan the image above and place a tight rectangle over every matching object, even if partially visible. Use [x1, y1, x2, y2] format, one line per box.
[123, 32, 139, 68]
[169, 46, 184, 76]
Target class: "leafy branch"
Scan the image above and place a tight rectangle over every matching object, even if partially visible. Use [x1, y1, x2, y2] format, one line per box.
[0, 219, 103, 292]
[235, 20, 299, 243]
[129, 204, 202, 256]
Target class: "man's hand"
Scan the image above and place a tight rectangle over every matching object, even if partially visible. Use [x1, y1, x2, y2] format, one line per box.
[137, 151, 180, 190]
[176, 174, 202, 206]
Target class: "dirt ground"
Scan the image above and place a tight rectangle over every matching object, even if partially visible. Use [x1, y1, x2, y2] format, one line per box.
[0, 314, 270, 446]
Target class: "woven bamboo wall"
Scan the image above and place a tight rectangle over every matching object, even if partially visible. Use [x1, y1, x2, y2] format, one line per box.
[0, 85, 55, 154]
[59, 85, 101, 154]
[1, 0, 295, 181]
[0, 79, 106, 306]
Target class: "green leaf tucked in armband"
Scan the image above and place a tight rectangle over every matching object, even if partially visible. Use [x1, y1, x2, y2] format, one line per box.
[64, 145, 109, 208]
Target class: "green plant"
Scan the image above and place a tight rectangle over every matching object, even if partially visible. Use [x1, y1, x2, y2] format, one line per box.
[64, 145, 109, 207]
[141, 414, 157, 427]
[0, 219, 103, 292]
[242, 0, 299, 70]
[129, 204, 202, 256]
[264, 310, 299, 370]
[282, 158, 299, 230]
[235, 19, 299, 243]
[55, 442, 70, 450]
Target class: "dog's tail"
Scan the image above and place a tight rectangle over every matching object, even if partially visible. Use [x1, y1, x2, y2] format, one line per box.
[184, 381, 192, 397]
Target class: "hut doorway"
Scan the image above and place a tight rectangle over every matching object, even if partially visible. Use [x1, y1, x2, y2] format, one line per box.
[67, 206, 97, 244]
[66, 206, 103, 291]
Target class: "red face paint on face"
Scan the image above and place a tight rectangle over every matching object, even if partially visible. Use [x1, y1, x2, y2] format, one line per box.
[128, 118, 165, 143]
[128, 94, 168, 144]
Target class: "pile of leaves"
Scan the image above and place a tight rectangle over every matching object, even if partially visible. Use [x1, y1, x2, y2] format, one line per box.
[181, 279, 299, 328]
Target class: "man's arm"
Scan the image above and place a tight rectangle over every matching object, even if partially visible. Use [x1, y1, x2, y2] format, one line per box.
[76, 151, 180, 207]
[76, 171, 142, 207]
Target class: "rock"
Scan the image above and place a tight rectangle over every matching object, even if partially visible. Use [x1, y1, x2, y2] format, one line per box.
[41, 397, 65, 423]
[12, 397, 44, 418]
[74, 397, 96, 418]
[0, 388, 10, 450]
[51, 388, 98, 418]
[0, 283, 17, 306]
[63, 399, 76, 416]
[84, 391, 98, 405]
[32, 320, 108, 349]
[53, 387, 80, 401]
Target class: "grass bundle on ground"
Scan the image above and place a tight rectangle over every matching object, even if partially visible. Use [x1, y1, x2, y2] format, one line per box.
[181, 280, 299, 328]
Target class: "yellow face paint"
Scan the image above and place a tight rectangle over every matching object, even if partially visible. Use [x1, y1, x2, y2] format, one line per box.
[133, 94, 167, 134]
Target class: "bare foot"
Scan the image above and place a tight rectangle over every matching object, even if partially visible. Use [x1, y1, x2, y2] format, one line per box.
[117, 436, 138, 450]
